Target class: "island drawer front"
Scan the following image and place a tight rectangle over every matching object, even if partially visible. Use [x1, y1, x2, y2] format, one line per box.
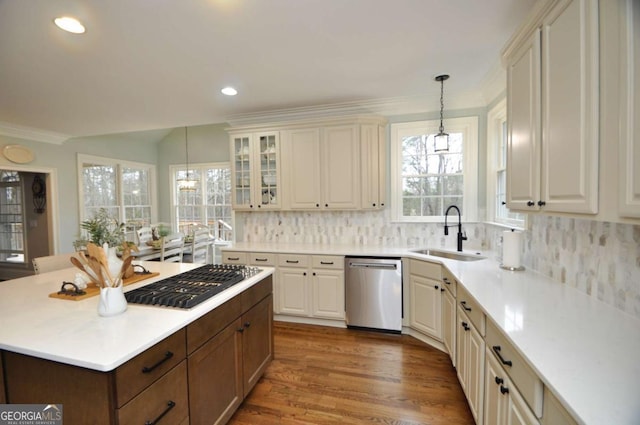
[241, 275, 273, 312]
[222, 251, 248, 264]
[312, 255, 343, 269]
[117, 360, 189, 425]
[441, 266, 457, 297]
[409, 259, 441, 280]
[249, 252, 277, 266]
[278, 253, 309, 268]
[456, 285, 485, 335]
[187, 296, 242, 354]
[115, 328, 187, 408]
[486, 319, 544, 418]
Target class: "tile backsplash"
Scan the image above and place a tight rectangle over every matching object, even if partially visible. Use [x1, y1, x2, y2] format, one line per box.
[238, 211, 640, 319]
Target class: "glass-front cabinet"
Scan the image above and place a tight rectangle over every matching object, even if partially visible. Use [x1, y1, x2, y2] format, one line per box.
[230, 132, 280, 210]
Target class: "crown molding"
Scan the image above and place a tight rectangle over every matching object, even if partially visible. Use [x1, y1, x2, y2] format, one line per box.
[0, 121, 70, 144]
[225, 90, 487, 127]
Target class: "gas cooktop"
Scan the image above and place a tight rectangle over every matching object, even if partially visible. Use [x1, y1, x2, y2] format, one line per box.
[125, 264, 261, 309]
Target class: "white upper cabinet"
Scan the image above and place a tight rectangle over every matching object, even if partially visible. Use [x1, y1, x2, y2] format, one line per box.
[321, 125, 360, 210]
[618, 0, 640, 218]
[280, 128, 322, 210]
[505, 0, 599, 214]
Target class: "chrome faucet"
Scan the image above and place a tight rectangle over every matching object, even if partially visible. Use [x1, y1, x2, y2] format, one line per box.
[444, 205, 467, 252]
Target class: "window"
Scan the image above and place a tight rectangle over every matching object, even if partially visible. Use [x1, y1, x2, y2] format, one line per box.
[0, 171, 24, 263]
[390, 117, 478, 222]
[487, 100, 525, 228]
[171, 163, 233, 241]
[78, 155, 156, 241]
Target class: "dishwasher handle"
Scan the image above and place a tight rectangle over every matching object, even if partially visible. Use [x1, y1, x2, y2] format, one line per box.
[348, 262, 397, 270]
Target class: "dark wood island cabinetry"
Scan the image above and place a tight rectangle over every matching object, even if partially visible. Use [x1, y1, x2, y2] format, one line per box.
[2, 275, 273, 425]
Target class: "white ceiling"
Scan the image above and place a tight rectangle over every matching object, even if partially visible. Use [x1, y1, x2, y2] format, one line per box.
[0, 0, 537, 140]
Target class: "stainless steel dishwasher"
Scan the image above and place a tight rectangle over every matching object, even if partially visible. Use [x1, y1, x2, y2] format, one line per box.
[345, 257, 402, 333]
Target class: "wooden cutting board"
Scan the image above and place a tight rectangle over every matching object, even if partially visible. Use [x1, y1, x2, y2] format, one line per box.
[49, 272, 160, 301]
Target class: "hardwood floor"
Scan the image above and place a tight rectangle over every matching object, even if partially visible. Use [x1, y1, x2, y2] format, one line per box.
[229, 322, 474, 425]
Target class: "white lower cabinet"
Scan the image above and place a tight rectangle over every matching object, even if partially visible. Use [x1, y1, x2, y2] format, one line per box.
[409, 260, 442, 340]
[457, 305, 485, 424]
[441, 285, 456, 366]
[311, 268, 345, 319]
[277, 266, 309, 316]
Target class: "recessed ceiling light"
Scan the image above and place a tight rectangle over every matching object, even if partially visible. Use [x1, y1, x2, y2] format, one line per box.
[54, 16, 86, 34]
[221, 87, 238, 96]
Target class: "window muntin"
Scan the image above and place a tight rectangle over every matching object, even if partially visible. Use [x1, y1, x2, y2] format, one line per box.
[391, 117, 478, 222]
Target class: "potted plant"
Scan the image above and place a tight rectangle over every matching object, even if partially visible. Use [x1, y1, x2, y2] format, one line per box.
[73, 208, 125, 250]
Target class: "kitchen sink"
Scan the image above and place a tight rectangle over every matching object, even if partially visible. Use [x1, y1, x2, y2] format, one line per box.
[410, 248, 486, 262]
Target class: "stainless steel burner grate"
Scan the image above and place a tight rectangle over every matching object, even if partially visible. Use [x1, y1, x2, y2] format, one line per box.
[125, 264, 261, 309]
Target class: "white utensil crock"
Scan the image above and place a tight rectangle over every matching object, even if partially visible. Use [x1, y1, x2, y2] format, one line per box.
[97, 285, 127, 317]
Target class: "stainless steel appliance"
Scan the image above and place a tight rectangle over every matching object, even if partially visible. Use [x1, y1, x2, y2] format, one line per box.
[125, 264, 261, 309]
[345, 257, 402, 333]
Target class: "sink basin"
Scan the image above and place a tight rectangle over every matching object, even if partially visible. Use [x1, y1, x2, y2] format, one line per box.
[410, 248, 486, 262]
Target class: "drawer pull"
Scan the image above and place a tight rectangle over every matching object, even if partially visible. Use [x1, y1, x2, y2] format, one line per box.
[492, 346, 513, 367]
[227, 257, 240, 261]
[461, 322, 470, 331]
[142, 351, 174, 374]
[286, 260, 299, 264]
[244, 321, 251, 328]
[320, 261, 334, 265]
[145, 400, 176, 425]
[460, 301, 472, 312]
[434, 285, 439, 290]
[500, 385, 510, 395]
[443, 278, 451, 285]
[495, 376, 504, 385]
[255, 258, 268, 262]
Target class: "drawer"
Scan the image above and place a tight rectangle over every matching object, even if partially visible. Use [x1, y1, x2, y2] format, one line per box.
[115, 329, 186, 407]
[249, 252, 277, 266]
[456, 285, 485, 335]
[486, 319, 544, 418]
[409, 259, 441, 280]
[117, 360, 189, 425]
[278, 253, 309, 268]
[441, 266, 457, 297]
[312, 255, 343, 269]
[222, 251, 248, 264]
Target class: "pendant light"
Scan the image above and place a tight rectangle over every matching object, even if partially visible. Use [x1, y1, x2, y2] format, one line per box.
[434, 74, 450, 152]
[177, 127, 197, 192]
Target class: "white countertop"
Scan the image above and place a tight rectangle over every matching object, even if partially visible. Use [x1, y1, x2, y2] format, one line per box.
[0, 261, 274, 372]
[223, 242, 640, 425]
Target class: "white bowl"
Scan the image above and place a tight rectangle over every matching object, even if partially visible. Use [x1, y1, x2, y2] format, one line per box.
[263, 175, 276, 185]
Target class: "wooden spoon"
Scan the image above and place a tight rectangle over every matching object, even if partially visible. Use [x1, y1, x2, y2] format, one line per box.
[70, 256, 101, 287]
[115, 256, 134, 287]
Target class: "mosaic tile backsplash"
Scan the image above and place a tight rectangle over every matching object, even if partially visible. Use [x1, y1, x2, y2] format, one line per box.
[238, 211, 640, 319]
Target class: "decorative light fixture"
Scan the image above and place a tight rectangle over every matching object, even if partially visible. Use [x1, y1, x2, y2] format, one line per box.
[53, 16, 86, 34]
[221, 87, 238, 96]
[434, 74, 450, 152]
[177, 127, 198, 192]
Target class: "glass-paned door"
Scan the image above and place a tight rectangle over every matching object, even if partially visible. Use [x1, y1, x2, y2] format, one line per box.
[258, 133, 279, 208]
[232, 135, 252, 209]
[0, 171, 25, 263]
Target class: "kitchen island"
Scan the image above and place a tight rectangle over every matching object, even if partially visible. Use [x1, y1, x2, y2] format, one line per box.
[0, 261, 274, 425]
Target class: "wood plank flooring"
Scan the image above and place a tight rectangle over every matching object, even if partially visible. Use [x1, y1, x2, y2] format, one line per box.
[229, 322, 474, 425]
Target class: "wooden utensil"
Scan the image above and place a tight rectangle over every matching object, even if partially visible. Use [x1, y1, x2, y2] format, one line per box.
[115, 256, 133, 288]
[70, 256, 101, 287]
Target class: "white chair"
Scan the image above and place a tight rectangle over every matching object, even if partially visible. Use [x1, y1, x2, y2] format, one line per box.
[32, 253, 80, 274]
[136, 227, 153, 246]
[160, 233, 185, 263]
[183, 226, 211, 264]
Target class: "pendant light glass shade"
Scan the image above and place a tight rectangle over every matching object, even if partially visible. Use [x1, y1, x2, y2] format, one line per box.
[177, 127, 198, 192]
[434, 74, 450, 152]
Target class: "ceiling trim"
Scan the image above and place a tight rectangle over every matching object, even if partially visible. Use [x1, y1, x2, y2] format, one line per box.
[0, 121, 70, 145]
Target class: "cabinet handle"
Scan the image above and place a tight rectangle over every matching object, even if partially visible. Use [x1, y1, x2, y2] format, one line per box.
[460, 301, 472, 312]
[141, 351, 173, 374]
[257, 205, 261, 208]
[237, 326, 245, 333]
[286, 260, 299, 264]
[250, 204, 254, 208]
[492, 346, 513, 367]
[381, 203, 385, 206]
[538, 200, 546, 207]
[244, 322, 251, 328]
[303, 272, 307, 276]
[228, 257, 240, 261]
[312, 272, 316, 276]
[316, 203, 320, 208]
[325, 203, 329, 207]
[501, 201, 506, 205]
[443, 277, 451, 285]
[461, 322, 470, 331]
[527, 201, 535, 207]
[145, 400, 176, 425]
[372, 203, 376, 207]
[441, 288, 445, 292]
[434, 285, 439, 290]
[500, 385, 510, 395]
[255, 258, 268, 262]
[495, 376, 504, 385]
[320, 261, 334, 265]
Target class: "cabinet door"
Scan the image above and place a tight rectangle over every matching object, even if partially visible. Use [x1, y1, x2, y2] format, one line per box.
[277, 267, 309, 316]
[322, 125, 360, 209]
[456, 307, 469, 393]
[311, 269, 345, 319]
[442, 287, 456, 366]
[409, 274, 442, 340]
[231, 134, 254, 210]
[507, 29, 541, 211]
[541, 0, 599, 213]
[281, 128, 322, 209]
[467, 321, 485, 424]
[360, 124, 382, 210]
[507, 382, 540, 425]
[256, 132, 281, 210]
[242, 295, 274, 397]
[188, 318, 243, 425]
[485, 347, 509, 425]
